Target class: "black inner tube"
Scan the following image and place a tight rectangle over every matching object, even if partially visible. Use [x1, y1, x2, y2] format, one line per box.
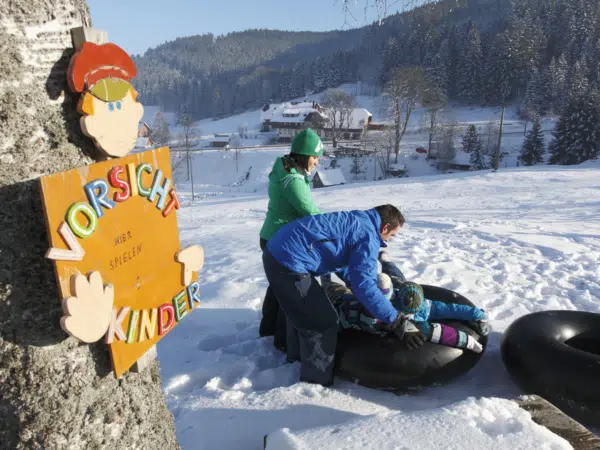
[501, 310, 600, 427]
[334, 285, 487, 391]
[565, 333, 600, 356]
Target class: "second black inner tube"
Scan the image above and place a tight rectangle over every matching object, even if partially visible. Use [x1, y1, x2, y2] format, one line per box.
[501, 310, 600, 426]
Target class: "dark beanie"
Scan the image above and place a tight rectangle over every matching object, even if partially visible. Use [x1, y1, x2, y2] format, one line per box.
[393, 281, 424, 314]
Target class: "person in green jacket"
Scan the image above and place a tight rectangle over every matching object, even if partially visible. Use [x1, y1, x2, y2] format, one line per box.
[259, 128, 324, 349]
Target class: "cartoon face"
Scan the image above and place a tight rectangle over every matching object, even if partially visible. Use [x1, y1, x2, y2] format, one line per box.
[80, 87, 144, 158]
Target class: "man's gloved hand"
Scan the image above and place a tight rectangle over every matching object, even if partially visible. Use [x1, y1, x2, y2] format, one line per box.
[386, 312, 408, 339]
[402, 320, 426, 350]
[470, 311, 491, 337]
[403, 331, 426, 350]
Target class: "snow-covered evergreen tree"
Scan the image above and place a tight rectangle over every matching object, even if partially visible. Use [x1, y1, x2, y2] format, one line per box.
[310, 57, 327, 92]
[446, 24, 462, 99]
[548, 93, 600, 165]
[547, 55, 568, 114]
[461, 125, 481, 153]
[381, 37, 400, 85]
[470, 145, 487, 171]
[488, 3, 546, 102]
[460, 125, 485, 170]
[278, 66, 293, 101]
[521, 68, 550, 121]
[586, 38, 600, 86]
[483, 33, 511, 105]
[328, 51, 344, 88]
[564, 0, 598, 63]
[565, 59, 590, 108]
[424, 30, 449, 95]
[519, 117, 545, 165]
[406, 29, 423, 66]
[457, 21, 483, 103]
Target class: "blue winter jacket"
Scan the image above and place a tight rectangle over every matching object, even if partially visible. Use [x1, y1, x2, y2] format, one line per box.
[267, 209, 398, 324]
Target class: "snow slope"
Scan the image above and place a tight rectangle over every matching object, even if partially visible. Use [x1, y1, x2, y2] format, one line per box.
[156, 149, 600, 449]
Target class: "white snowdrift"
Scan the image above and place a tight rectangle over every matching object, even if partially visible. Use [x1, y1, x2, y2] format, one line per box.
[265, 397, 572, 450]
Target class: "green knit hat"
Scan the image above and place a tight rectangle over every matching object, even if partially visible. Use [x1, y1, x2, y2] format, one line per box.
[392, 282, 425, 314]
[291, 128, 324, 157]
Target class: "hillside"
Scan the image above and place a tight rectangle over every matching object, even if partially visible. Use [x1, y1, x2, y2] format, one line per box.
[133, 27, 363, 117]
[158, 150, 600, 448]
[133, 0, 510, 117]
[133, 0, 600, 128]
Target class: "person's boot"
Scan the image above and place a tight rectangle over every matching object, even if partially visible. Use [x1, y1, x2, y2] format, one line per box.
[297, 327, 337, 387]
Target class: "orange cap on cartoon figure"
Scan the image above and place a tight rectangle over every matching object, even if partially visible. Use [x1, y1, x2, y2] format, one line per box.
[68, 42, 137, 93]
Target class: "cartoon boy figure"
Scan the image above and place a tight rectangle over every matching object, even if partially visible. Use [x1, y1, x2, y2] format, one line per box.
[68, 42, 144, 158]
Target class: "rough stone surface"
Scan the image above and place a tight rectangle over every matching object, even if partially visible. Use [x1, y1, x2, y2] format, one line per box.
[0, 1, 180, 449]
[517, 395, 600, 450]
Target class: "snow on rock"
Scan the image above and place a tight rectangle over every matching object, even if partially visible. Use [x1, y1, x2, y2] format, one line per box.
[265, 397, 573, 450]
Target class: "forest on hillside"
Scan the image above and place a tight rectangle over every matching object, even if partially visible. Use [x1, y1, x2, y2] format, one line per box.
[133, 0, 599, 122]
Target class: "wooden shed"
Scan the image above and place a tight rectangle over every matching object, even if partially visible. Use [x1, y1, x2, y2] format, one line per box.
[312, 169, 346, 189]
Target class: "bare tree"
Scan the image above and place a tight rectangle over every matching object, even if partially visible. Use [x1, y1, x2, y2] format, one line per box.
[383, 66, 429, 163]
[420, 82, 447, 160]
[435, 120, 460, 171]
[321, 88, 357, 148]
[518, 102, 539, 136]
[150, 111, 172, 148]
[366, 128, 395, 180]
[339, 0, 438, 25]
[177, 114, 200, 200]
[237, 123, 248, 139]
[230, 134, 243, 173]
[483, 119, 500, 157]
[480, 118, 505, 169]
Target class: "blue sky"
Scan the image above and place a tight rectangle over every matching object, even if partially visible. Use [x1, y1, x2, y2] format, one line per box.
[87, 0, 401, 55]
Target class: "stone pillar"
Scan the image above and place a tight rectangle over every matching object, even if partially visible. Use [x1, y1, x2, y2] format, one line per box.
[0, 1, 179, 448]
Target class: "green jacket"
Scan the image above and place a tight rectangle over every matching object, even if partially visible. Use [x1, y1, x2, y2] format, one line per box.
[259, 156, 322, 240]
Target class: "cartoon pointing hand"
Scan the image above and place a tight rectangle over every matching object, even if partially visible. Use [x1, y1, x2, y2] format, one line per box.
[61, 271, 114, 343]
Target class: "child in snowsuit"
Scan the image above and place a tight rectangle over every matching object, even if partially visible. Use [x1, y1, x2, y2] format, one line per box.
[378, 274, 489, 351]
[324, 252, 490, 353]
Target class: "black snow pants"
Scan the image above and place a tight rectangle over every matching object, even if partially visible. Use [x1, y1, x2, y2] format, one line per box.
[259, 238, 287, 351]
[262, 247, 339, 386]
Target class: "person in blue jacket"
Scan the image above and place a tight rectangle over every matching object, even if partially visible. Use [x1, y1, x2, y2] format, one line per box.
[262, 204, 412, 386]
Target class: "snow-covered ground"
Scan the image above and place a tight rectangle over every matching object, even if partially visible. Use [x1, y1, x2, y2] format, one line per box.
[265, 397, 572, 450]
[155, 146, 600, 449]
